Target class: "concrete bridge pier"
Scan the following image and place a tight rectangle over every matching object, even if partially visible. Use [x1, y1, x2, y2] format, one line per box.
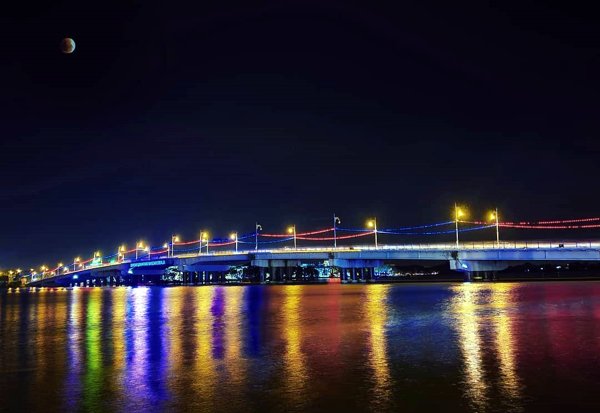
[451, 259, 509, 282]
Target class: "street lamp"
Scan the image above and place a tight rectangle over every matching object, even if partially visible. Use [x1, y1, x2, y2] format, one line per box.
[454, 203, 466, 248]
[171, 235, 180, 258]
[118, 245, 126, 262]
[333, 214, 341, 248]
[255, 223, 262, 251]
[489, 208, 500, 247]
[230, 232, 238, 253]
[288, 225, 297, 250]
[199, 232, 207, 255]
[367, 218, 378, 249]
[73, 257, 80, 271]
[136, 242, 145, 260]
[94, 251, 102, 265]
[201, 233, 209, 254]
[57, 263, 63, 276]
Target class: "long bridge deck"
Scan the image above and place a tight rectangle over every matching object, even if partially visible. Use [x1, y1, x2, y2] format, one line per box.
[24, 240, 600, 286]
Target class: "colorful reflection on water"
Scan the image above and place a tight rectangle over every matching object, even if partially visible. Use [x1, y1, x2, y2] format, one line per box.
[1, 282, 600, 412]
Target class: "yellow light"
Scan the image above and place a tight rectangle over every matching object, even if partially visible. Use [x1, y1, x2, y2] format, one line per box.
[367, 220, 374, 228]
[137, 242, 144, 248]
[230, 233, 237, 240]
[455, 205, 467, 220]
[288, 226, 294, 234]
[489, 211, 497, 221]
[16, 268, 21, 273]
[145, 247, 150, 252]
[173, 235, 180, 242]
[120, 245, 126, 252]
[75, 257, 80, 262]
[58, 262, 63, 267]
[163, 243, 168, 248]
[95, 251, 101, 257]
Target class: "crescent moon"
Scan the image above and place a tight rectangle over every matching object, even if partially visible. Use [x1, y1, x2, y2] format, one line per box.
[61, 38, 76, 54]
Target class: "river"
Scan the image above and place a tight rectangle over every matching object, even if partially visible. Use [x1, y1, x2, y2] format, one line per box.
[1, 282, 600, 412]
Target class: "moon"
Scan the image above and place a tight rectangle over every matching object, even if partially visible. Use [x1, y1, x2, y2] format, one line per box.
[60, 38, 76, 54]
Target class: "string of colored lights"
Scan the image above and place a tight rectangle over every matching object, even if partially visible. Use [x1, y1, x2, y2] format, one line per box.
[296, 232, 373, 241]
[378, 224, 495, 235]
[338, 221, 454, 233]
[239, 237, 294, 244]
[500, 223, 600, 229]
[260, 228, 334, 238]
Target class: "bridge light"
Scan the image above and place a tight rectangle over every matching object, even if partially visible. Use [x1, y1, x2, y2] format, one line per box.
[163, 243, 168, 248]
[366, 218, 378, 249]
[137, 242, 145, 249]
[489, 207, 500, 247]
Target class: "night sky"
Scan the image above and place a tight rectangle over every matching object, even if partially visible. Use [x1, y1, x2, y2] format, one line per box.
[2, 1, 599, 267]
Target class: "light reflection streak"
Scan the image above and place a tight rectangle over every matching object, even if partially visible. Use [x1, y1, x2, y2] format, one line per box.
[282, 285, 307, 404]
[83, 289, 103, 411]
[490, 283, 522, 411]
[111, 288, 127, 386]
[450, 284, 488, 411]
[166, 287, 183, 393]
[64, 288, 82, 411]
[224, 287, 245, 388]
[365, 285, 391, 405]
[193, 287, 216, 408]
[124, 287, 149, 407]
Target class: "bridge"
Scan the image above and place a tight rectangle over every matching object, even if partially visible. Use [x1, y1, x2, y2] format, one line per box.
[23, 240, 600, 286]
[16, 213, 600, 286]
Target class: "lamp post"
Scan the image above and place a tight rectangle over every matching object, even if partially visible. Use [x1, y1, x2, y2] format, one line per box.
[333, 214, 341, 248]
[171, 235, 179, 258]
[230, 232, 238, 253]
[454, 203, 465, 248]
[73, 257, 80, 271]
[163, 243, 169, 257]
[367, 218, 378, 249]
[490, 208, 500, 247]
[94, 251, 102, 265]
[255, 223, 262, 251]
[202, 233, 209, 254]
[288, 225, 297, 250]
[118, 245, 126, 262]
[136, 242, 144, 260]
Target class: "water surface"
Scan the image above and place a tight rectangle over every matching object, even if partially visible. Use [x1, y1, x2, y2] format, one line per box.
[1, 282, 600, 412]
